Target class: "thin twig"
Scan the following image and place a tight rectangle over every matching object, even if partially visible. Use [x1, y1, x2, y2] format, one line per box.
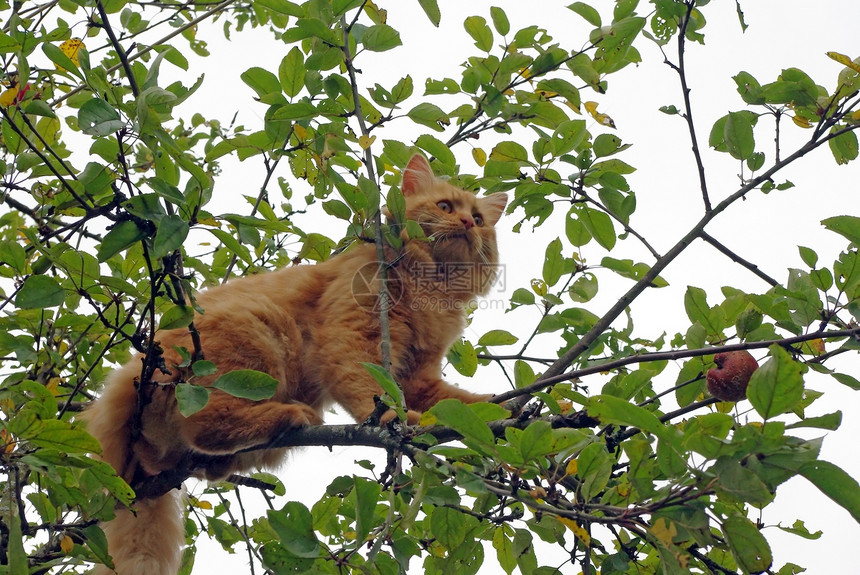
[701, 230, 779, 286]
[340, 14, 391, 371]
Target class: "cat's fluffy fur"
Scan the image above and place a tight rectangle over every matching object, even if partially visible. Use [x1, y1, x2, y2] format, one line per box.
[84, 154, 507, 574]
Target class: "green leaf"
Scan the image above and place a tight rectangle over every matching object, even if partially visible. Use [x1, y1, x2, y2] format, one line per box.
[747, 345, 804, 420]
[241, 66, 282, 98]
[6, 499, 28, 573]
[821, 215, 860, 245]
[519, 420, 553, 461]
[255, 0, 303, 15]
[268, 101, 317, 122]
[577, 206, 616, 251]
[489, 7, 510, 36]
[362, 24, 402, 52]
[799, 460, 860, 523]
[175, 383, 210, 417]
[683, 285, 710, 326]
[567, 2, 601, 27]
[268, 502, 320, 558]
[587, 394, 668, 439]
[407, 102, 449, 132]
[151, 214, 189, 260]
[724, 111, 755, 160]
[464, 16, 493, 52]
[361, 362, 405, 410]
[429, 399, 495, 450]
[158, 304, 194, 330]
[431, 507, 468, 549]
[211, 370, 279, 401]
[569, 273, 598, 303]
[722, 516, 773, 574]
[208, 228, 251, 264]
[0, 29, 21, 53]
[29, 420, 102, 453]
[417, 0, 441, 27]
[192, 360, 218, 376]
[446, 338, 478, 377]
[733, 71, 765, 104]
[492, 527, 516, 575]
[354, 477, 382, 543]
[831, 372, 860, 390]
[577, 442, 613, 500]
[278, 47, 306, 98]
[15, 275, 65, 309]
[97, 220, 147, 262]
[42, 42, 81, 77]
[415, 134, 455, 167]
[828, 129, 858, 165]
[83, 525, 114, 570]
[78, 98, 125, 136]
[147, 177, 186, 206]
[776, 520, 822, 541]
[786, 411, 842, 431]
[542, 237, 564, 287]
[477, 329, 518, 346]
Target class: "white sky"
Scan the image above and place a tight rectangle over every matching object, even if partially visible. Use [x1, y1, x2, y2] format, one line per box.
[125, 0, 860, 572]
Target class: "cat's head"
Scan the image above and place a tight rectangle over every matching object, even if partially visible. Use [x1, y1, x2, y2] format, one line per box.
[401, 154, 507, 295]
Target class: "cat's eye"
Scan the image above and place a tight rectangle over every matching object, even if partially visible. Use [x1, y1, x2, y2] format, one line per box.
[474, 213, 484, 227]
[436, 200, 453, 213]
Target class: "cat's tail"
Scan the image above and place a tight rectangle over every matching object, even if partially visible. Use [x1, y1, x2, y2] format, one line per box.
[85, 362, 185, 575]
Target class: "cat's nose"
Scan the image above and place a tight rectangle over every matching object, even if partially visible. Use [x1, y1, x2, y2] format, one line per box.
[460, 215, 474, 229]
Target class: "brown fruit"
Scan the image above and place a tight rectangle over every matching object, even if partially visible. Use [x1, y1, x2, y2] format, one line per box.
[706, 350, 758, 402]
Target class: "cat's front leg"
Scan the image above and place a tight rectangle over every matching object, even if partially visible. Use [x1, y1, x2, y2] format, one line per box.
[400, 365, 495, 416]
[179, 392, 322, 456]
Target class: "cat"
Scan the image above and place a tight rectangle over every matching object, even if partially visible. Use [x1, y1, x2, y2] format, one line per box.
[83, 153, 508, 575]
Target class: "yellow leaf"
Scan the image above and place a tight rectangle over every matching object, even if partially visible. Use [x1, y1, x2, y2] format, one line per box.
[852, 110, 860, 122]
[583, 101, 615, 128]
[196, 499, 212, 510]
[530, 278, 547, 297]
[519, 66, 532, 80]
[715, 401, 734, 413]
[1, 429, 16, 453]
[0, 87, 18, 108]
[358, 134, 376, 150]
[46, 377, 61, 396]
[60, 38, 85, 66]
[472, 147, 487, 167]
[565, 100, 581, 115]
[616, 482, 630, 497]
[293, 124, 307, 140]
[558, 517, 591, 545]
[418, 411, 437, 426]
[792, 115, 812, 129]
[0, 397, 14, 413]
[60, 534, 75, 554]
[557, 400, 573, 413]
[827, 51, 860, 74]
[650, 517, 677, 546]
[593, 113, 616, 128]
[802, 338, 825, 355]
[565, 458, 578, 476]
[529, 486, 547, 500]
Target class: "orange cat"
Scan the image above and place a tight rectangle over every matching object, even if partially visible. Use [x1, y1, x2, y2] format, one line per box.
[84, 154, 508, 575]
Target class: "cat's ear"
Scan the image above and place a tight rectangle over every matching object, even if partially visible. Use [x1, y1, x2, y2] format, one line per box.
[402, 154, 435, 196]
[479, 193, 508, 226]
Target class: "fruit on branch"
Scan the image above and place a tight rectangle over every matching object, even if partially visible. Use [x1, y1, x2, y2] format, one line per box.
[706, 350, 759, 402]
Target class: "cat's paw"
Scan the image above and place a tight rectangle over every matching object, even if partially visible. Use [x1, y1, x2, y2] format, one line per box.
[378, 409, 422, 426]
[285, 403, 323, 427]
